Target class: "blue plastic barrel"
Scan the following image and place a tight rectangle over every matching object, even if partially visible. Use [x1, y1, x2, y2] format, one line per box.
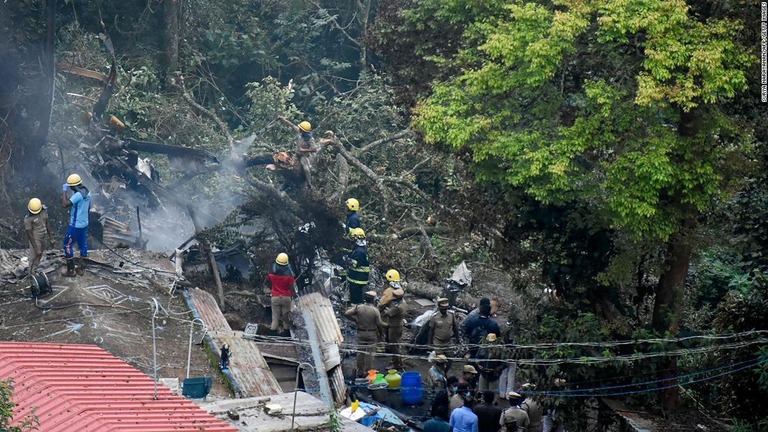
[400, 372, 423, 405]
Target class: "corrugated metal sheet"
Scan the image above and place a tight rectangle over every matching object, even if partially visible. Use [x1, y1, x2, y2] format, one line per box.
[296, 292, 347, 404]
[185, 288, 283, 397]
[0, 342, 237, 432]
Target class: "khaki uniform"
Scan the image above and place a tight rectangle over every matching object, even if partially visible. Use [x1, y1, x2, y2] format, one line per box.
[24, 208, 50, 278]
[522, 398, 543, 432]
[428, 311, 457, 352]
[500, 406, 530, 432]
[345, 303, 387, 375]
[382, 300, 406, 368]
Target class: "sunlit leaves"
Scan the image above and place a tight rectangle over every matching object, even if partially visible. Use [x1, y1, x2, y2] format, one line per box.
[413, 0, 752, 240]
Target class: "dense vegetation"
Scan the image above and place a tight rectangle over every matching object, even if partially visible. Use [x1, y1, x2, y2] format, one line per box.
[1, 0, 767, 429]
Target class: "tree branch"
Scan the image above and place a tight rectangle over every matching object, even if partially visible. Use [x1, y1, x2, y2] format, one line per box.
[170, 80, 234, 148]
[355, 129, 412, 154]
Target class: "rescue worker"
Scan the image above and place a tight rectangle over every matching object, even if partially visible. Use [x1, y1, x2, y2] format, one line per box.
[266, 252, 297, 335]
[520, 383, 543, 432]
[345, 228, 370, 304]
[379, 269, 404, 310]
[500, 391, 530, 432]
[428, 298, 459, 354]
[344, 198, 361, 237]
[462, 300, 500, 359]
[381, 287, 406, 369]
[24, 198, 54, 279]
[459, 365, 479, 391]
[344, 290, 387, 377]
[277, 116, 320, 188]
[61, 174, 91, 277]
[477, 333, 506, 392]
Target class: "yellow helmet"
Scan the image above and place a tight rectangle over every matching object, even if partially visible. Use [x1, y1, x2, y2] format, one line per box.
[299, 121, 312, 132]
[109, 115, 125, 131]
[351, 228, 366, 239]
[275, 253, 289, 265]
[66, 173, 82, 187]
[385, 269, 401, 282]
[346, 198, 360, 212]
[27, 198, 42, 214]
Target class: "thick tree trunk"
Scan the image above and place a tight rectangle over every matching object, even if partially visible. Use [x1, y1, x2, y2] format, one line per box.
[162, 0, 180, 78]
[651, 107, 702, 411]
[651, 216, 695, 411]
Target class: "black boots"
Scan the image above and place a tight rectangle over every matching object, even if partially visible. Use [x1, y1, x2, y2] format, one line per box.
[62, 258, 76, 277]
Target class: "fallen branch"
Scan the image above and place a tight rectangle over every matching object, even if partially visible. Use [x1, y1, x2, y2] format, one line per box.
[355, 129, 411, 154]
[410, 211, 439, 277]
[328, 153, 349, 203]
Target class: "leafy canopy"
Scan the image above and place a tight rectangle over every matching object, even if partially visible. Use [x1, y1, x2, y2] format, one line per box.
[414, 0, 753, 240]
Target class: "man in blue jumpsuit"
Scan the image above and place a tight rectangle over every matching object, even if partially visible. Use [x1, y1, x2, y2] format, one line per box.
[61, 173, 91, 277]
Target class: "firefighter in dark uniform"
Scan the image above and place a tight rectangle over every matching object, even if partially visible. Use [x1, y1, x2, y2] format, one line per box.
[345, 228, 370, 304]
[345, 290, 388, 377]
[344, 198, 361, 237]
[381, 288, 406, 369]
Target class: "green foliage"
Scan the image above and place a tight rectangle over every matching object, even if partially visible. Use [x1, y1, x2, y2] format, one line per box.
[0, 379, 39, 432]
[413, 0, 754, 241]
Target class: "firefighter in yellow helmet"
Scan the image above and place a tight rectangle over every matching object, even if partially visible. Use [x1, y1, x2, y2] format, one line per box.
[24, 198, 54, 280]
[266, 253, 297, 335]
[277, 116, 320, 188]
[345, 228, 369, 304]
[381, 287, 406, 369]
[344, 198, 361, 237]
[379, 269, 404, 310]
[61, 173, 92, 277]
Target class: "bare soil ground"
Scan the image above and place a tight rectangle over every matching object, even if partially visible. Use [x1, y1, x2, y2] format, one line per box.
[0, 249, 230, 397]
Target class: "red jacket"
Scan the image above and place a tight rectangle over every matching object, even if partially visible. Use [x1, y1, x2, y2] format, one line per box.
[269, 273, 295, 297]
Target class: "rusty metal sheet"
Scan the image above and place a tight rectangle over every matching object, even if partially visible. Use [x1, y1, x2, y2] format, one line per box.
[185, 288, 283, 398]
[295, 292, 347, 404]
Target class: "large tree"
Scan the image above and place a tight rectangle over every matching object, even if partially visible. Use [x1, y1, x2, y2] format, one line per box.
[413, 0, 753, 409]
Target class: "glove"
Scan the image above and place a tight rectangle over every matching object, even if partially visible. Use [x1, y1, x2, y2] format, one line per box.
[62, 183, 69, 192]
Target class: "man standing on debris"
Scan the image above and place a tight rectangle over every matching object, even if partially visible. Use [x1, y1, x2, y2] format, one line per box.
[379, 269, 404, 310]
[477, 333, 506, 392]
[24, 198, 54, 280]
[344, 290, 387, 377]
[277, 116, 321, 189]
[344, 198, 361, 237]
[381, 287, 406, 369]
[428, 298, 459, 354]
[267, 253, 297, 335]
[345, 228, 370, 304]
[462, 299, 501, 360]
[61, 174, 91, 277]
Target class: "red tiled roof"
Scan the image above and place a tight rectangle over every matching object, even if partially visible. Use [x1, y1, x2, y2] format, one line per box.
[0, 342, 237, 432]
